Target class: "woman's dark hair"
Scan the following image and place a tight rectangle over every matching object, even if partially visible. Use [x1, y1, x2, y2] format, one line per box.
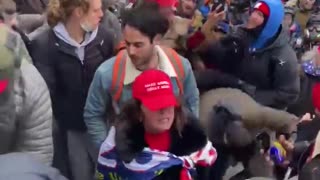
[120, 1, 169, 42]
[115, 99, 186, 135]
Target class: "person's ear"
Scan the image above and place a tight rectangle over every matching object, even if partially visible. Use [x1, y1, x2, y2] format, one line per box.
[74, 7, 84, 18]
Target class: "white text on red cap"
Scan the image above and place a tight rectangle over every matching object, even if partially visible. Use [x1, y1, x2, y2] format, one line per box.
[145, 81, 170, 92]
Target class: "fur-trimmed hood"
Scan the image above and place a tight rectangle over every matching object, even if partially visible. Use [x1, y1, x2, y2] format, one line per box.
[200, 88, 299, 134]
[115, 113, 208, 163]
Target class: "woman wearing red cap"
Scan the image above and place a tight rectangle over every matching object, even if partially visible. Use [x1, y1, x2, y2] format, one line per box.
[96, 69, 216, 180]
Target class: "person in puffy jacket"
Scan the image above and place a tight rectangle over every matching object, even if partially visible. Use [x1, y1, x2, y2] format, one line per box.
[0, 23, 53, 165]
[197, 0, 300, 109]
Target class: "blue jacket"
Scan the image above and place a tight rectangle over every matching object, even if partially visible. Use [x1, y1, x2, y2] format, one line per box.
[84, 49, 199, 147]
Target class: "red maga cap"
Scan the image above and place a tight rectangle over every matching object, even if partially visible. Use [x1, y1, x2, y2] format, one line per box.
[132, 69, 177, 111]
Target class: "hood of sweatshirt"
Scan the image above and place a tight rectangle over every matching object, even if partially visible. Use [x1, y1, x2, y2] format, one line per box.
[53, 22, 98, 63]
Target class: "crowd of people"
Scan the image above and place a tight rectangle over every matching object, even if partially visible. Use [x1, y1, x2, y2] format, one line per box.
[0, 0, 320, 179]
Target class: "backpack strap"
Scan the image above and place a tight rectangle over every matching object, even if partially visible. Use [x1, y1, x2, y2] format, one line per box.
[110, 50, 127, 103]
[162, 47, 185, 95]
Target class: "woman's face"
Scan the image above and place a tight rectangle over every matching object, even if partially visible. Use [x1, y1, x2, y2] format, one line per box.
[246, 10, 264, 29]
[78, 0, 104, 32]
[141, 105, 175, 134]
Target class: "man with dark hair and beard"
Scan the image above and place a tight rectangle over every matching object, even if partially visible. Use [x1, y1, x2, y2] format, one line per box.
[84, 2, 199, 149]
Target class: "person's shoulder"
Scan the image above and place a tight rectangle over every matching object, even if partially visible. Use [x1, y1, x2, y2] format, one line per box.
[18, 61, 49, 97]
[14, 61, 50, 116]
[95, 56, 117, 77]
[96, 25, 118, 53]
[28, 23, 50, 41]
[31, 27, 52, 45]
[102, 9, 120, 26]
[270, 29, 297, 62]
[97, 25, 116, 41]
[175, 53, 193, 71]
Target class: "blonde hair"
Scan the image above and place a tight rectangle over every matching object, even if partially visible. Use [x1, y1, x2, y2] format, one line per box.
[47, 0, 90, 27]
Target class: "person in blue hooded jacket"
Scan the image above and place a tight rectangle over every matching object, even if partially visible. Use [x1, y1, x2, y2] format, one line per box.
[199, 0, 300, 110]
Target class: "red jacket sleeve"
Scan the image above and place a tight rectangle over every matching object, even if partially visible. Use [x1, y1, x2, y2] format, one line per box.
[186, 31, 206, 50]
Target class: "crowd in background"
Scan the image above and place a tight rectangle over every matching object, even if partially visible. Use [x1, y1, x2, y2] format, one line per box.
[1, 0, 320, 179]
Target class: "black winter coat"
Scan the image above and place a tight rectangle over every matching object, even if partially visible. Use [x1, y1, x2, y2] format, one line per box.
[200, 27, 300, 109]
[31, 26, 114, 131]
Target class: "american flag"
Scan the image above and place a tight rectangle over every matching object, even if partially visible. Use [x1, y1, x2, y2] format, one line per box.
[97, 127, 217, 180]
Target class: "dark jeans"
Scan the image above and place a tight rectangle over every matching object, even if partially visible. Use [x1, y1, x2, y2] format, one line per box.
[52, 124, 72, 179]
